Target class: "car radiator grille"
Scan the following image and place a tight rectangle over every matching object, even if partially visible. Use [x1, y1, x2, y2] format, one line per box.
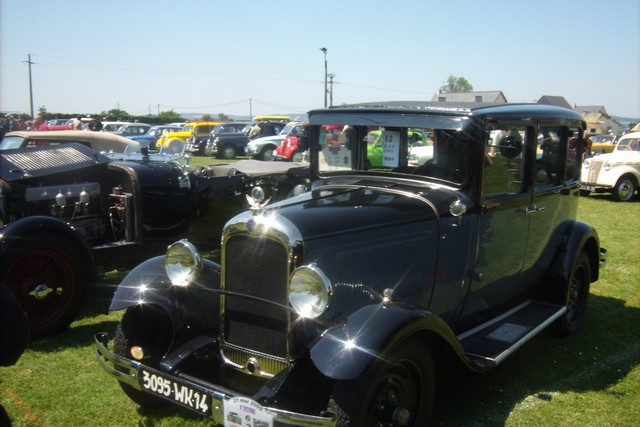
[586, 160, 602, 182]
[222, 235, 290, 374]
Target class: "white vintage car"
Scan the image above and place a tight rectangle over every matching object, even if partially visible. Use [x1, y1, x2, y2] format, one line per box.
[581, 131, 640, 201]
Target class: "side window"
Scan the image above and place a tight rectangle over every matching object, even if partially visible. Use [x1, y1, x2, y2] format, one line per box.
[566, 127, 582, 181]
[536, 126, 566, 187]
[483, 126, 527, 197]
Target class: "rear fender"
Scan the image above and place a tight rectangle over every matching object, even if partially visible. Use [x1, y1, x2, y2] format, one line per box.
[110, 256, 222, 341]
[551, 220, 602, 284]
[309, 302, 477, 380]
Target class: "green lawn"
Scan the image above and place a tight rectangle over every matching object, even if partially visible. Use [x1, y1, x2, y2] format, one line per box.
[1, 188, 638, 426]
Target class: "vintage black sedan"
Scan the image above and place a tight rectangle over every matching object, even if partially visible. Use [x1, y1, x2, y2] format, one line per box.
[96, 102, 606, 426]
[0, 144, 308, 338]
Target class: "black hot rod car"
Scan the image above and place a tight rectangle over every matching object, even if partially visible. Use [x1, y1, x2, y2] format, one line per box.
[96, 102, 606, 426]
[0, 143, 308, 338]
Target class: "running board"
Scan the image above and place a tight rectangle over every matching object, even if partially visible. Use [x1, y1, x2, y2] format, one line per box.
[457, 300, 566, 368]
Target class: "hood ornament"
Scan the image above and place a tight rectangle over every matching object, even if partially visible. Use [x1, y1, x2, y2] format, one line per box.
[246, 186, 271, 214]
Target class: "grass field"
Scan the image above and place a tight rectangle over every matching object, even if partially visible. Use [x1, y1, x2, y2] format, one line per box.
[1, 168, 638, 426]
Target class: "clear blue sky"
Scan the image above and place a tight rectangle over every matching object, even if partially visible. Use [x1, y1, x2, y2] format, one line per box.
[2, 0, 639, 118]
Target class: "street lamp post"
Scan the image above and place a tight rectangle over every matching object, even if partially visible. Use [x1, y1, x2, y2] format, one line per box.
[320, 47, 327, 107]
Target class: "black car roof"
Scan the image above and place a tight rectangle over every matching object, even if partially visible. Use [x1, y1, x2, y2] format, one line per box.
[308, 101, 584, 124]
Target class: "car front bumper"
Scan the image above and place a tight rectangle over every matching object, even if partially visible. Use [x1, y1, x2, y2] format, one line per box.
[95, 332, 337, 426]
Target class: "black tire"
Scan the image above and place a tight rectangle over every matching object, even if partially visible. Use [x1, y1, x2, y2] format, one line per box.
[218, 145, 237, 160]
[260, 146, 276, 161]
[113, 309, 173, 408]
[555, 251, 591, 337]
[613, 175, 636, 202]
[0, 233, 86, 338]
[579, 189, 592, 197]
[329, 340, 435, 426]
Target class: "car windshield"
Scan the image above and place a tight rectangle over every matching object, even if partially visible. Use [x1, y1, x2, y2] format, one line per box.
[279, 123, 298, 135]
[311, 117, 472, 185]
[0, 136, 25, 150]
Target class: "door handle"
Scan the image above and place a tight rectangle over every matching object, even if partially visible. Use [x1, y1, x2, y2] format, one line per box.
[518, 205, 545, 215]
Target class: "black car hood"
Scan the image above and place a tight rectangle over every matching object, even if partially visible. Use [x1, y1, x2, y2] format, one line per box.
[270, 182, 456, 240]
[0, 144, 112, 182]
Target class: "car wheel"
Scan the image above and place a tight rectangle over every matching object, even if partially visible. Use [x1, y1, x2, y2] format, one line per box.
[258, 146, 276, 161]
[113, 308, 172, 408]
[219, 145, 237, 160]
[328, 340, 435, 426]
[554, 251, 591, 337]
[203, 143, 215, 157]
[291, 150, 304, 163]
[579, 189, 592, 197]
[0, 234, 86, 338]
[613, 175, 636, 202]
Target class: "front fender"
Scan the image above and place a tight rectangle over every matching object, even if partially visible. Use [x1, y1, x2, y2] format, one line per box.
[0, 215, 93, 260]
[109, 255, 222, 340]
[309, 302, 471, 380]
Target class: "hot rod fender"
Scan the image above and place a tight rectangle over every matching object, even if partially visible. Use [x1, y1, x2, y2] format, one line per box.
[0, 215, 98, 292]
[549, 220, 602, 285]
[309, 302, 481, 381]
[109, 256, 222, 342]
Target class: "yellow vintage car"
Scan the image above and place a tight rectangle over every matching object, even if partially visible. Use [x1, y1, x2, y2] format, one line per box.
[156, 121, 220, 153]
[588, 134, 617, 156]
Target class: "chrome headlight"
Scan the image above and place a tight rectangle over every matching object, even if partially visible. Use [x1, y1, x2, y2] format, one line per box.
[603, 161, 611, 171]
[583, 159, 590, 169]
[289, 264, 332, 319]
[164, 239, 202, 287]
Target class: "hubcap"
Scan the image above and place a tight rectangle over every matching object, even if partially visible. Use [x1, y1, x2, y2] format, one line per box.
[29, 284, 56, 299]
[618, 181, 632, 200]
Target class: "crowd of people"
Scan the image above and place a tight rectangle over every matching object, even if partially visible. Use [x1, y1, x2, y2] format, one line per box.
[0, 114, 105, 140]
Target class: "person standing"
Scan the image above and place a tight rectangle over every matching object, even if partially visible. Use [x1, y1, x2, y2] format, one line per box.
[32, 115, 49, 131]
[260, 120, 276, 137]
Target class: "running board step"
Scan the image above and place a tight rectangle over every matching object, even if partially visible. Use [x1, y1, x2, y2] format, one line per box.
[457, 300, 565, 368]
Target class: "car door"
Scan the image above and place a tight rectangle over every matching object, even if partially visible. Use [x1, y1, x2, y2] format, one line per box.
[521, 124, 581, 288]
[462, 124, 535, 318]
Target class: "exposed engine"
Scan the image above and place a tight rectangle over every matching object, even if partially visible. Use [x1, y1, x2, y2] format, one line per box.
[19, 182, 133, 243]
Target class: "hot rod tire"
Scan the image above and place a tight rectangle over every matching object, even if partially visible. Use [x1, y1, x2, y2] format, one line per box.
[554, 251, 591, 337]
[613, 175, 636, 202]
[0, 234, 86, 338]
[328, 340, 435, 426]
[113, 311, 172, 409]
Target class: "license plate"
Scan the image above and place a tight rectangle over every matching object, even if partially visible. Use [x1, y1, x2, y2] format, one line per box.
[139, 368, 211, 416]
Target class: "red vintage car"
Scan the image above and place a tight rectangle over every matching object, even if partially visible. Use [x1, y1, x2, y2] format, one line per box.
[274, 124, 342, 162]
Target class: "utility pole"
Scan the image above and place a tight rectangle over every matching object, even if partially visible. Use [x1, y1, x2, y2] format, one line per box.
[320, 48, 327, 107]
[328, 73, 338, 107]
[23, 54, 35, 117]
[249, 98, 253, 119]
